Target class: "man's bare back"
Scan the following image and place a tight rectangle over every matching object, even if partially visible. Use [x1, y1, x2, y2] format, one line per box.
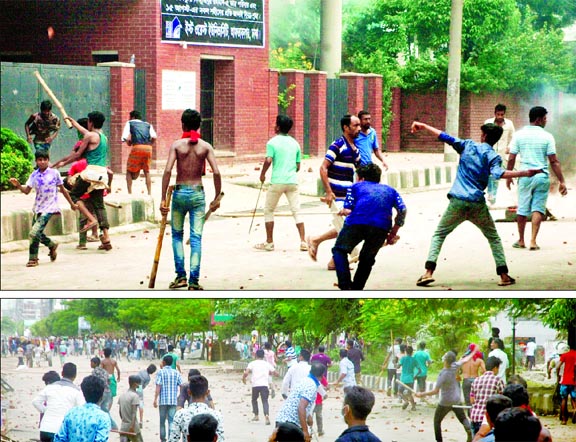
[173, 138, 212, 185]
[101, 357, 119, 377]
[461, 358, 485, 378]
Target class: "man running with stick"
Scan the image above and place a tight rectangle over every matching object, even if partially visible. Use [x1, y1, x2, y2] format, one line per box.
[161, 109, 221, 291]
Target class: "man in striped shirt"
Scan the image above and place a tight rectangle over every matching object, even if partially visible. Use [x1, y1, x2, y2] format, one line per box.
[506, 106, 567, 250]
[307, 114, 361, 270]
[470, 356, 505, 435]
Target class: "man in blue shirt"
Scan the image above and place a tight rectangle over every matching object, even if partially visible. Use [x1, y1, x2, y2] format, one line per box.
[332, 163, 406, 290]
[54, 375, 110, 442]
[356, 110, 388, 169]
[336, 386, 381, 442]
[411, 121, 544, 288]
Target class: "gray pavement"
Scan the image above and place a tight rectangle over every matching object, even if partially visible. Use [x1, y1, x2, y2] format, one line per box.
[1, 152, 575, 291]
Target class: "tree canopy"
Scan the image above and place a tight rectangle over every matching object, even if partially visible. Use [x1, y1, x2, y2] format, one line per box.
[29, 297, 574, 357]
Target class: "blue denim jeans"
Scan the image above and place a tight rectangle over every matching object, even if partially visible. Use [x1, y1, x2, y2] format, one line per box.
[171, 186, 206, 284]
[159, 405, 177, 442]
[29, 213, 56, 260]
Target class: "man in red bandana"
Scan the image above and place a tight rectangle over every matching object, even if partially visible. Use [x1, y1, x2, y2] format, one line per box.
[161, 109, 221, 291]
[460, 343, 486, 412]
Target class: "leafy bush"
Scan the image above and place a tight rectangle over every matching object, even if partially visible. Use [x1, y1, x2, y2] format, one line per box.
[1, 128, 33, 191]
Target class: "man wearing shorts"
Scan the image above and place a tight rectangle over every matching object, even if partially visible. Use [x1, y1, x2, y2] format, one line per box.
[506, 106, 567, 250]
[254, 115, 307, 252]
[123, 110, 157, 195]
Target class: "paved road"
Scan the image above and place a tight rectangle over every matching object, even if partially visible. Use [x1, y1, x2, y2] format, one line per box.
[2, 183, 574, 292]
[2, 354, 575, 442]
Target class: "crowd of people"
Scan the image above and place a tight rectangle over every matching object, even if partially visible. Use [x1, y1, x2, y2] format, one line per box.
[6, 330, 571, 442]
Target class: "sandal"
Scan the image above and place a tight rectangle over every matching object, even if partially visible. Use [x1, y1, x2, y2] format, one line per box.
[26, 259, 39, 267]
[498, 277, 516, 286]
[169, 276, 187, 289]
[188, 283, 204, 291]
[416, 275, 435, 287]
[87, 235, 99, 242]
[306, 236, 318, 261]
[48, 243, 58, 262]
[79, 220, 98, 233]
[254, 242, 274, 251]
[76, 245, 88, 250]
[98, 241, 112, 251]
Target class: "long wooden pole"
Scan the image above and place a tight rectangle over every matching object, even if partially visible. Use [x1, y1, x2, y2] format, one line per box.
[33, 71, 73, 129]
[148, 185, 174, 288]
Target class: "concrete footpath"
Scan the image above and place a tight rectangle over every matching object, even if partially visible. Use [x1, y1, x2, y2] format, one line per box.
[1, 151, 575, 291]
[1, 152, 454, 252]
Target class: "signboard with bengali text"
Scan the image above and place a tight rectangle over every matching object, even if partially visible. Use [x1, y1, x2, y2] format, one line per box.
[161, 0, 265, 48]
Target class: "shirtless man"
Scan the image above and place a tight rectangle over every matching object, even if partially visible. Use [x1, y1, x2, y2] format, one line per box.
[101, 347, 121, 403]
[459, 344, 486, 412]
[161, 109, 221, 291]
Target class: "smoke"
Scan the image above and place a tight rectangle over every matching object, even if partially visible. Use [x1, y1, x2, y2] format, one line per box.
[519, 89, 576, 183]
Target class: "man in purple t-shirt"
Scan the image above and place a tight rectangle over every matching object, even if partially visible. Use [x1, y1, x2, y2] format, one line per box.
[311, 346, 332, 376]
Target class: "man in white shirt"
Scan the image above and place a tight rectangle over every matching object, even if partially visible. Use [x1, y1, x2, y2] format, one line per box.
[488, 338, 509, 383]
[281, 349, 311, 399]
[484, 103, 515, 205]
[525, 338, 537, 371]
[32, 363, 85, 442]
[242, 349, 278, 424]
[335, 349, 356, 390]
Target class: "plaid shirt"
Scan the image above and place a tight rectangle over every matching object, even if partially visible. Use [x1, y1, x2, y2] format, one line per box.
[155, 366, 182, 406]
[470, 371, 505, 422]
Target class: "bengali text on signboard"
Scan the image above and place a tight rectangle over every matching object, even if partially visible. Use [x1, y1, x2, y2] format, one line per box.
[161, 0, 265, 48]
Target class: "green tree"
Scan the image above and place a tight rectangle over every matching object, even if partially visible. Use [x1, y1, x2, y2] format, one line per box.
[516, 0, 576, 29]
[1, 317, 18, 335]
[506, 298, 576, 347]
[1, 128, 33, 191]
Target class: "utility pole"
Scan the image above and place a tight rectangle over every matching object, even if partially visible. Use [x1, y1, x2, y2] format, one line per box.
[445, 0, 463, 162]
[320, 0, 342, 78]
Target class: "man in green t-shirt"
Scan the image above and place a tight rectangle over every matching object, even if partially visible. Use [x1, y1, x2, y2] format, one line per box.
[413, 341, 433, 393]
[166, 345, 182, 373]
[254, 115, 307, 252]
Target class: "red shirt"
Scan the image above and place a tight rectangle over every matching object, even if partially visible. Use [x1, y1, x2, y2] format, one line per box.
[560, 349, 576, 385]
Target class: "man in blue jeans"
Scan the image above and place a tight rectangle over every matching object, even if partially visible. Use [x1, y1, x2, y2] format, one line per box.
[161, 109, 221, 290]
[154, 355, 182, 442]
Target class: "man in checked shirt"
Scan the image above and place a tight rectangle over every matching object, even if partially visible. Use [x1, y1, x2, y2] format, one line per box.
[154, 355, 183, 442]
[469, 356, 505, 436]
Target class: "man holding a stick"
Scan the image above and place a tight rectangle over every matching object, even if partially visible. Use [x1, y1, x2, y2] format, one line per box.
[161, 109, 221, 291]
[25, 100, 61, 153]
[52, 112, 112, 251]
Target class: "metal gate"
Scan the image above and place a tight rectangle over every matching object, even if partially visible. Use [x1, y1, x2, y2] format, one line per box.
[326, 78, 348, 146]
[1, 62, 110, 163]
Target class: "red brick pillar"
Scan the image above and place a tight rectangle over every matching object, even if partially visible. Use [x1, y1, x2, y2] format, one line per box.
[99, 62, 135, 173]
[340, 73, 365, 114]
[282, 69, 306, 148]
[268, 69, 280, 140]
[304, 71, 327, 157]
[386, 87, 401, 152]
[365, 74, 383, 148]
